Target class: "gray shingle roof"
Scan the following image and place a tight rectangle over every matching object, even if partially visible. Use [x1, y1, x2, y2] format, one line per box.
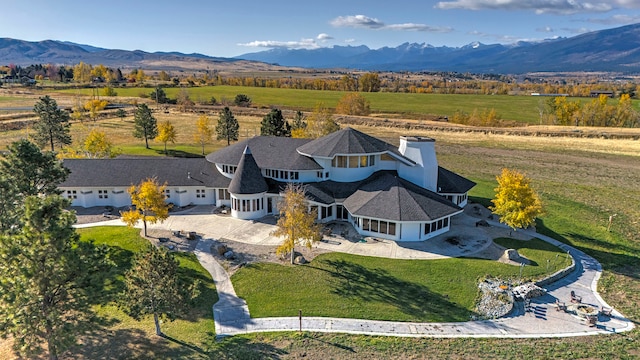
[437, 166, 476, 194]
[342, 171, 462, 222]
[296, 127, 408, 160]
[60, 158, 230, 188]
[228, 146, 268, 194]
[206, 137, 322, 170]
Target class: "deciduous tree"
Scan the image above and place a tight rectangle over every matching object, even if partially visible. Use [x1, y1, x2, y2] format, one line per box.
[120, 244, 198, 336]
[260, 108, 291, 137]
[32, 95, 72, 151]
[336, 93, 371, 116]
[72, 61, 92, 83]
[297, 103, 339, 139]
[216, 107, 239, 146]
[121, 178, 170, 237]
[0, 195, 109, 360]
[272, 183, 321, 264]
[194, 114, 213, 155]
[490, 168, 543, 230]
[359, 72, 381, 92]
[155, 120, 177, 155]
[176, 88, 194, 112]
[133, 104, 158, 149]
[84, 99, 108, 122]
[84, 129, 114, 158]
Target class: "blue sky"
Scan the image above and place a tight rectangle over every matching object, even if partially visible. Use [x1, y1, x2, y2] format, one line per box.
[2, 0, 639, 57]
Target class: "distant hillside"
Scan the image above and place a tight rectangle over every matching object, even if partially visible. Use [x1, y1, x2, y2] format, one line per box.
[1, 23, 639, 74]
[0, 38, 284, 71]
[237, 23, 640, 74]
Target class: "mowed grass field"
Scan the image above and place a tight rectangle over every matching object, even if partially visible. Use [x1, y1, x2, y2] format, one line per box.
[53, 85, 599, 124]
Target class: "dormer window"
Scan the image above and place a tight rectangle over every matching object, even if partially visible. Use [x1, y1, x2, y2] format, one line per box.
[222, 165, 237, 174]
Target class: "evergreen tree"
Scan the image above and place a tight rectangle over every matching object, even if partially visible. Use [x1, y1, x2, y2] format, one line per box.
[132, 104, 158, 149]
[260, 108, 291, 137]
[120, 244, 199, 336]
[216, 107, 239, 146]
[32, 96, 72, 151]
[0, 195, 109, 359]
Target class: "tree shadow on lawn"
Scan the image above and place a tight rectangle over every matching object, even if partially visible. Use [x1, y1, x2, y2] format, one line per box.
[319, 259, 472, 322]
[536, 219, 640, 279]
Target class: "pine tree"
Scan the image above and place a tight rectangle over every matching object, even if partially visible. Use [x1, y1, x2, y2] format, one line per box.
[120, 244, 199, 336]
[132, 104, 158, 149]
[260, 108, 291, 137]
[216, 107, 239, 146]
[0, 195, 109, 359]
[32, 96, 72, 151]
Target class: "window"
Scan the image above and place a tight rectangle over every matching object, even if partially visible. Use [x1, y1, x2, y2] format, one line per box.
[165, 189, 171, 199]
[196, 189, 206, 198]
[457, 193, 467, 204]
[317, 171, 323, 179]
[66, 190, 77, 199]
[218, 188, 230, 200]
[98, 189, 108, 199]
[222, 165, 236, 174]
[321, 206, 333, 219]
[425, 217, 449, 235]
[369, 155, 375, 166]
[348, 156, 359, 168]
[359, 156, 368, 167]
[360, 218, 396, 235]
[332, 156, 347, 168]
[290, 172, 299, 180]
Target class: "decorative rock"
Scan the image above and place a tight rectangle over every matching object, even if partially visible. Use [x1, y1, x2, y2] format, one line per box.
[223, 250, 235, 259]
[505, 249, 531, 265]
[294, 255, 307, 264]
[217, 244, 228, 256]
[158, 237, 169, 243]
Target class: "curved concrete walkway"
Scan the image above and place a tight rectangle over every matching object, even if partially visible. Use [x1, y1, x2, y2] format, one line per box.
[76, 212, 635, 338]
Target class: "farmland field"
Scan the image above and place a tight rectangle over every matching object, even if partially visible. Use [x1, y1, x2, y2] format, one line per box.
[53, 85, 610, 124]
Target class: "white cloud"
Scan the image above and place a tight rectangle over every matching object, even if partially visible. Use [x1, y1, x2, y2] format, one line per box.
[330, 14, 452, 32]
[238, 38, 319, 49]
[330, 15, 385, 29]
[344, 38, 356, 43]
[385, 23, 454, 32]
[435, 0, 627, 15]
[536, 26, 554, 32]
[317, 33, 334, 41]
[585, 14, 640, 24]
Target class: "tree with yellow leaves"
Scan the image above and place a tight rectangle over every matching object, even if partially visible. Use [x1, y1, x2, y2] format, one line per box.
[84, 99, 109, 122]
[490, 168, 543, 230]
[155, 120, 177, 155]
[335, 93, 371, 116]
[84, 129, 113, 158]
[121, 178, 170, 237]
[272, 183, 322, 264]
[194, 115, 213, 155]
[293, 103, 339, 139]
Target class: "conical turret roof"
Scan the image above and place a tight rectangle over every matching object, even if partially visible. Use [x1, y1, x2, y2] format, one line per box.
[228, 146, 268, 194]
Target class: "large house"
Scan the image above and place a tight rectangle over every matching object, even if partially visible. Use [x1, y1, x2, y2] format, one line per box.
[60, 128, 475, 242]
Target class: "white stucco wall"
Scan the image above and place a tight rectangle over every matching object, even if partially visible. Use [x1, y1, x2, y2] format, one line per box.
[230, 192, 267, 220]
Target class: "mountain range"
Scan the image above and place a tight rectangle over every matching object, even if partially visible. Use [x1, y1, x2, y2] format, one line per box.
[1, 23, 640, 74]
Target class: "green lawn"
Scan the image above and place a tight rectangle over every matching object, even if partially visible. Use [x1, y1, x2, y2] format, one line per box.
[232, 241, 564, 322]
[76, 226, 218, 352]
[55, 85, 596, 124]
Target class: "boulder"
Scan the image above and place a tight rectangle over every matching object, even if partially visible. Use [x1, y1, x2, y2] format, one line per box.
[217, 244, 228, 256]
[223, 250, 235, 259]
[294, 255, 307, 264]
